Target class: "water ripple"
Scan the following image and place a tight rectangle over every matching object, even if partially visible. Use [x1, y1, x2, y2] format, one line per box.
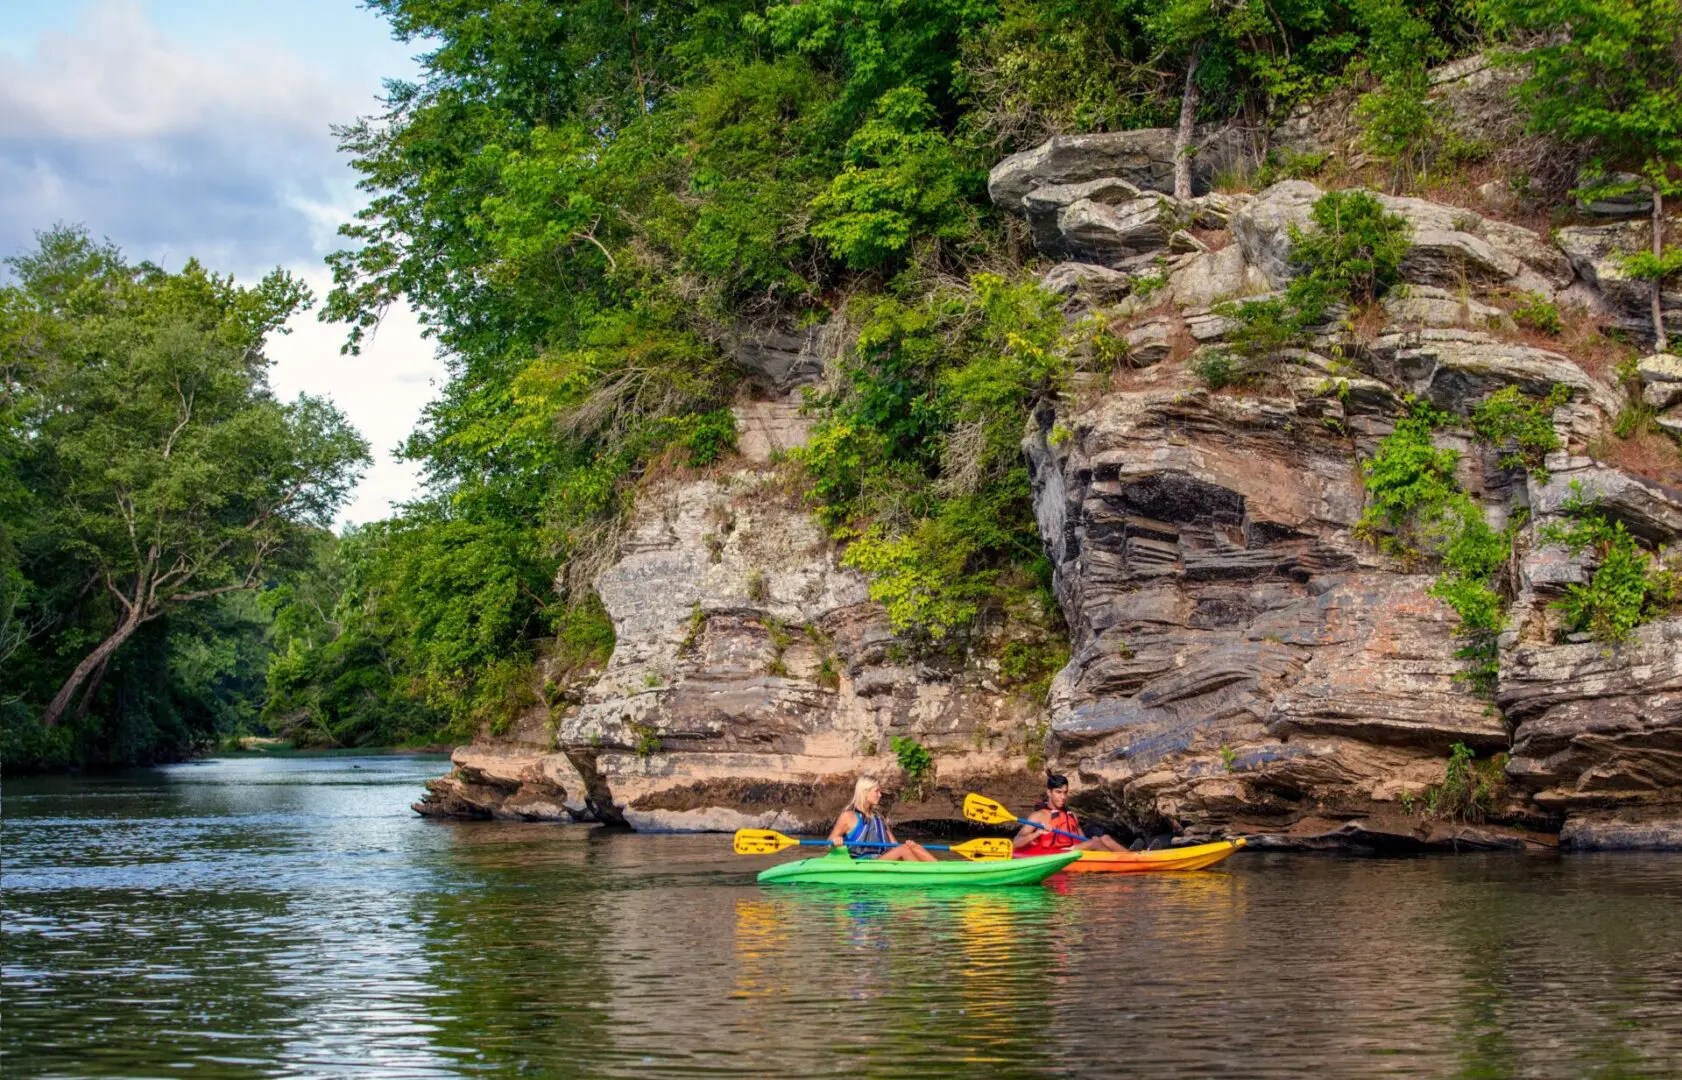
[4, 758, 1682, 1078]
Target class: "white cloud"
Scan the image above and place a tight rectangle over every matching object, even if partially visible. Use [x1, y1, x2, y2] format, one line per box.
[266, 268, 447, 527]
[0, 0, 357, 140]
[0, 0, 447, 528]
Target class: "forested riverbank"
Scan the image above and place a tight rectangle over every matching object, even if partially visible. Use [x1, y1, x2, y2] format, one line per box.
[5, 0, 1680, 849]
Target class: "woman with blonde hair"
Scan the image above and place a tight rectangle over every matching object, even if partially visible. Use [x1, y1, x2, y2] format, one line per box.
[827, 776, 935, 861]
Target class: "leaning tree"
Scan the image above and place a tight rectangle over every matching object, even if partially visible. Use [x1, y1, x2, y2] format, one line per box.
[2, 227, 370, 730]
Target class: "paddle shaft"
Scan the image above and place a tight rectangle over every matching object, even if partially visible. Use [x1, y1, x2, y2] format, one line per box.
[791, 839, 969, 852]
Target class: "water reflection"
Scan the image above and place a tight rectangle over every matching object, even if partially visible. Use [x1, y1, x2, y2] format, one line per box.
[4, 759, 1682, 1078]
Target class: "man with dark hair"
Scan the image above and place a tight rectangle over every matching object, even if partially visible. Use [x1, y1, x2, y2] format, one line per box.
[1013, 773, 1129, 855]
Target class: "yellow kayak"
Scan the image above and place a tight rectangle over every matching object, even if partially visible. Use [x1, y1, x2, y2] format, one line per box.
[1055, 838, 1246, 873]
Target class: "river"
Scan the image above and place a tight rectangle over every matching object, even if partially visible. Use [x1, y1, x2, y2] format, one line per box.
[3, 755, 1681, 1078]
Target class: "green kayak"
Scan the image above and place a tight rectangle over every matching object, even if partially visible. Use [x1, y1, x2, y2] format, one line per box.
[757, 849, 1079, 886]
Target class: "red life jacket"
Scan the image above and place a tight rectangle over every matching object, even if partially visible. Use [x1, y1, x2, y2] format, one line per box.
[1019, 808, 1083, 856]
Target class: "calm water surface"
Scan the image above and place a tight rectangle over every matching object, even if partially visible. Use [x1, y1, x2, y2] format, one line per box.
[3, 755, 1681, 1078]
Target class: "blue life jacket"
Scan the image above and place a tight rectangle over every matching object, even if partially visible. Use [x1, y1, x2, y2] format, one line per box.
[843, 810, 890, 859]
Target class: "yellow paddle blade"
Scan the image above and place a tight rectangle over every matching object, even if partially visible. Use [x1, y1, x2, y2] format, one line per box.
[732, 828, 800, 855]
[950, 837, 1013, 861]
[962, 792, 1019, 827]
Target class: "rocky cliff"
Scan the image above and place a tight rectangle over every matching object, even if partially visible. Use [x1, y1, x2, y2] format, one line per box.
[417, 61, 1682, 851]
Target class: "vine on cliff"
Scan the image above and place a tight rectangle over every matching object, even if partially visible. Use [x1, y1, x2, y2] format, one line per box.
[1358, 399, 1512, 693]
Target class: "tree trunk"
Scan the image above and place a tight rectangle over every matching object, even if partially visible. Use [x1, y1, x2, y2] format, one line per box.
[41, 611, 145, 727]
[1654, 187, 1668, 353]
[1173, 45, 1204, 202]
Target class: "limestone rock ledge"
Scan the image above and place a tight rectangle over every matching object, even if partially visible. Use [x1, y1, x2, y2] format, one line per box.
[417, 395, 1053, 833]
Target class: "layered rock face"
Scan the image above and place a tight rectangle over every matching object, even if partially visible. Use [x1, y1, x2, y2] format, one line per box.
[996, 132, 1682, 848]
[420, 61, 1682, 850]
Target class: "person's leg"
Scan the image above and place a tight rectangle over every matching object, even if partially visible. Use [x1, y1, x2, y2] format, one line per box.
[907, 841, 937, 862]
[880, 841, 936, 861]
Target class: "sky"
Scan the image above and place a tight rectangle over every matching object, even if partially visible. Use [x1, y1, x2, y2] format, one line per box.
[1, 0, 445, 527]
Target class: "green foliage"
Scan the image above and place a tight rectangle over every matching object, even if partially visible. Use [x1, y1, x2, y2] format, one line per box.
[809, 87, 978, 269]
[1192, 350, 1245, 390]
[1351, 0, 1446, 186]
[555, 594, 617, 677]
[1427, 741, 1505, 823]
[1219, 744, 1238, 772]
[997, 638, 1070, 703]
[1544, 489, 1679, 643]
[1359, 400, 1513, 691]
[1356, 401, 1460, 549]
[889, 733, 934, 794]
[1511, 293, 1563, 336]
[671, 408, 739, 467]
[843, 519, 989, 640]
[1253, 149, 1332, 188]
[1482, 0, 1682, 195]
[802, 275, 1067, 644]
[1209, 296, 1308, 374]
[1469, 385, 1570, 475]
[1212, 191, 1411, 381]
[263, 0, 1510, 770]
[0, 228, 369, 768]
[679, 603, 706, 657]
[745, 568, 770, 605]
[629, 721, 663, 758]
[1620, 246, 1682, 284]
[1482, 0, 1680, 341]
[1288, 189, 1413, 315]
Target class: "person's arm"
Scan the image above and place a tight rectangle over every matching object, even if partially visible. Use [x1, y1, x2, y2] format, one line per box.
[1012, 810, 1052, 850]
[829, 810, 857, 847]
[885, 820, 898, 844]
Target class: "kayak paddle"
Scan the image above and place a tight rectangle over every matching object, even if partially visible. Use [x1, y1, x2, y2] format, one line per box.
[732, 828, 1012, 861]
[963, 792, 1088, 843]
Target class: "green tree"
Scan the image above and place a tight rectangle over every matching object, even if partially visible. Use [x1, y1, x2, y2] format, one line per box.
[2, 227, 370, 731]
[1482, 0, 1682, 349]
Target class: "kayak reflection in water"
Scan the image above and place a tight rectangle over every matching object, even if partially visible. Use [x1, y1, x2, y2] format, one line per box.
[828, 776, 937, 861]
[1014, 772, 1128, 855]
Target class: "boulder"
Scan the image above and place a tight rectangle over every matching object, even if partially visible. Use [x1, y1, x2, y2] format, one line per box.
[1231, 181, 1571, 295]
[1230, 180, 1320, 288]
[1528, 461, 1682, 545]
[1659, 409, 1682, 442]
[1368, 328, 1624, 426]
[1041, 262, 1133, 303]
[1637, 353, 1682, 385]
[1022, 177, 1142, 254]
[1170, 245, 1264, 309]
[1383, 285, 1509, 330]
[1122, 317, 1174, 367]
[1397, 228, 1523, 289]
[1559, 813, 1682, 851]
[720, 323, 843, 392]
[1556, 222, 1682, 342]
[1501, 618, 1682, 816]
[1182, 193, 1249, 230]
[1645, 383, 1682, 411]
[988, 127, 1246, 212]
[1058, 196, 1176, 267]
